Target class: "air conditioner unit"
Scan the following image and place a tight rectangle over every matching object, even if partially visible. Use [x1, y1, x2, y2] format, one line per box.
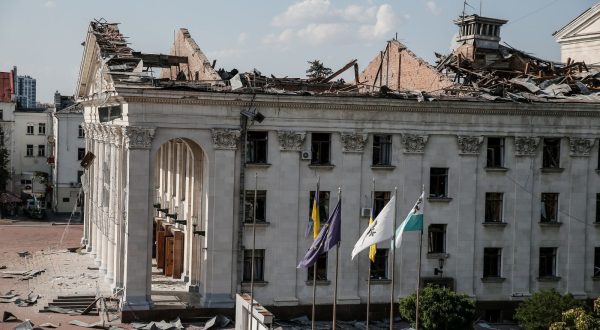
[301, 151, 311, 160]
[360, 207, 372, 218]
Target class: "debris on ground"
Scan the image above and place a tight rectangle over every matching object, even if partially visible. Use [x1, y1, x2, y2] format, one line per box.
[68, 319, 106, 329]
[38, 323, 60, 328]
[11, 319, 35, 330]
[2, 311, 19, 322]
[17, 251, 30, 258]
[131, 317, 184, 330]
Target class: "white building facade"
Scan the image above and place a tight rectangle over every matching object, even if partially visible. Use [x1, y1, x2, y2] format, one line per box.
[0, 101, 15, 192]
[554, 3, 600, 65]
[77, 22, 600, 322]
[52, 104, 85, 213]
[13, 108, 52, 198]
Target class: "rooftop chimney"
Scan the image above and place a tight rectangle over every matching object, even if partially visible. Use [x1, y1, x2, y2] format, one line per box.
[454, 15, 508, 50]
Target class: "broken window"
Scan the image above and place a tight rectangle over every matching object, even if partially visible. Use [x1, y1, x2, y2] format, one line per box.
[428, 224, 446, 254]
[311, 133, 331, 165]
[38, 123, 45, 135]
[486, 137, 504, 168]
[26, 144, 33, 157]
[542, 138, 560, 169]
[78, 148, 86, 161]
[541, 193, 559, 223]
[37, 145, 45, 157]
[243, 249, 265, 282]
[244, 190, 266, 223]
[78, 125, 85, 138]
[26, 124, 34, 135]
[98, 105, 122, 122]
[483, 248, 502, 278]
[246, 131, 268, 164]
[429, 168, 448, 198]
[484, 193, 503, 223]
[539, 247, 557, 278]
[370, 248, 388, 280]
[595, 248, 600, 278]
[372, 134, 392, 166]
[373, 191, 391, 217]
[309, 190, 330, 221]
[307, 254, 327, 281]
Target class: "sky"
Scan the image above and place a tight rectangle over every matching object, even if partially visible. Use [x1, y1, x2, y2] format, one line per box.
[0, 0, 596, 103]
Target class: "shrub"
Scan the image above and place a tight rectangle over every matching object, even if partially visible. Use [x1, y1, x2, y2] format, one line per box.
[398, 285, 475, 330]
[515, 289, 583, 330]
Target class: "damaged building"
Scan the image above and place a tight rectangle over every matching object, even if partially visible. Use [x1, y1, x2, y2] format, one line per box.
[77, 10, 600, 323]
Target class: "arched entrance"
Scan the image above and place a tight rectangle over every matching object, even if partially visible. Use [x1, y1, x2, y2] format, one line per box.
[151, 138, 206, 305]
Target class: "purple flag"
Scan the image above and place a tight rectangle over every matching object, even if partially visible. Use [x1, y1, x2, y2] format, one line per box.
[297, 200, 341, 268]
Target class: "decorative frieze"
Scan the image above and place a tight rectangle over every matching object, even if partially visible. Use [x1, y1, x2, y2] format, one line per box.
[514, 136, 540, 156]
[457, 135, 484, 155]
[124, 126, 155, 150]
[340, 133, 368, 153]
[211, 129, 240, 150]
[277, 131, 306, 151]
[401, 134, 429, 154]
[569, 137, 595, 157]
[110, 126, 123, 147]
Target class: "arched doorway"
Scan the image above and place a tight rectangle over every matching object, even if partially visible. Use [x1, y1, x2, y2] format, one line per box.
[151, 138, 206, 305]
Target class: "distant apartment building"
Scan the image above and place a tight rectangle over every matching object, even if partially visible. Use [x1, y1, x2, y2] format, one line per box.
[16, 75, 36, 108]
[51, 92, 83, 213]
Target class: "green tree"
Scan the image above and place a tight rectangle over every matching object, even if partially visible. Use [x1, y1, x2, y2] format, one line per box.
[550, 297, 600, 330]
[0, 128, 10, 191]
[306, 60, 332, 80]
[398, 285, 476, 330]
[515, 289, 584, 330]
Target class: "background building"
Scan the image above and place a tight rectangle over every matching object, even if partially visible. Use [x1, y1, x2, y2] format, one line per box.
[554, 2, 600, 65]
[15, 74, 36, 109]
[51, 98, 84, 214]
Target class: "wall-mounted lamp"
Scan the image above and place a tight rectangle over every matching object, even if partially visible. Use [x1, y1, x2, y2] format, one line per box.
[434, 258, 445, 277]
[166, 205, 178, 220]
[191, 216, 205, 236]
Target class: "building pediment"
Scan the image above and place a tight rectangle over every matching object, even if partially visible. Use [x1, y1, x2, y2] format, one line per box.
[554, 3, 600, 42]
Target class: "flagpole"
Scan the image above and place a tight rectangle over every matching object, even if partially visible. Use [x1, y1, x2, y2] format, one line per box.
[389, 187, 398, 330]
[415, 187, 425, 330]
[311, 176, 320, 330]
[249, 173, 258, 330]
[332, 186, 341, 330]
[367, 178, 375, 330]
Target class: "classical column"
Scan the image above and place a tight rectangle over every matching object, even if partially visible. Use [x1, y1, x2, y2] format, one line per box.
[100, 125, 111, 274]
[455, 135, 484, 297]
[201, 128, 239, 307]
[81, 123, 90, 247]
[92, 123, 103, 264]
[86, 124, 97, 254]
[566, 137, 594, 296]
[106, 126, 120, 282]
[121, 126, 155, 311]
[512, 136, 540, 296]
[114, 126, 126, 290]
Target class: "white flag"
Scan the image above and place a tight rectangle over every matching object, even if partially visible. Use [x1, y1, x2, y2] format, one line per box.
[351, 195, 396, 260]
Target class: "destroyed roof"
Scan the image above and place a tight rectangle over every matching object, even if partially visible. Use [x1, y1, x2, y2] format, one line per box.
[55, 102, 83, 114]
[75, 19, 600, 104]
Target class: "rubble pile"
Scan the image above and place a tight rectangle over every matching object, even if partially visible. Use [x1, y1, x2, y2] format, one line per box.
[436, 44, 600, 102]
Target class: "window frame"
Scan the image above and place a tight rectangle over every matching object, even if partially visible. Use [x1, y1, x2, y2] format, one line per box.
[370, 248, 389, 280]
[484, 192, 504, 223]
[38, 123, 46, 135]
[483, 247, 502, 278]
[539, 247, 557, 278]
[307, 254, 328, 281]
[243, 249, 265, 282]
[540, 193, 559, 223]
[486, 137, 505, 168]
[246, 131, 268, 164]
[428, 224, 446, 254]
[309, 190, 330, 221]
[542, 138, 561, 169]
[26, 125, 34, 135]
[77, 148, 86, 161]
[37, 144, 45, 157]
[244, 190, 267, 223]
[78, 125, 85, 138]
[373, 191, 391, 217]
[372, 134, 392, 166]
[429, 168, 449, 198]
[26, 144, 33, 157]
[311, 133, 331, 165]
[596, 194, 600, 224]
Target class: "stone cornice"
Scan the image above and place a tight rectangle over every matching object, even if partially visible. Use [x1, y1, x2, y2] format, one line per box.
[277, 131, 306, 151]
[117, 94, 600, 118]
[211, 129, 240, 150]
[457, 135, 484, 155]
[569, 137, 595, 157]
[340, 133, 368, 153]
[123, 126, 155, 150]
